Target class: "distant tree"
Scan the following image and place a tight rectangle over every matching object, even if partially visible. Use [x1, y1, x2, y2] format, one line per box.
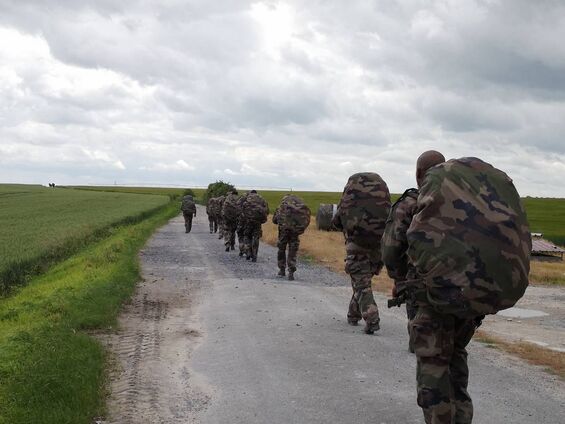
[183, 188, 195, 197]
[204, 180, 235, 202]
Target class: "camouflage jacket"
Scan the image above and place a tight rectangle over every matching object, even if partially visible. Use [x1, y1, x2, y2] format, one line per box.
[206, 198, 214, 216]
[332, 172, 391, 251]
[382, 188, 419, 282]
[181, 195, 196, 215]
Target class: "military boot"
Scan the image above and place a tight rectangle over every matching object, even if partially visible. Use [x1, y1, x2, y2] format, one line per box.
[277, 268, 285, 277]
[287, 271, 294, 281]
[364, 319, 380, 335]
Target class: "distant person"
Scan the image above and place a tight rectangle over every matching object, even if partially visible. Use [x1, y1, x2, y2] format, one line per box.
[332, 172, 391, 334]
[272, 194, 311, 280]
[382, 186, 419, 352]
[242, 190, 268, 262]
[402, 151, 531, 423]
[236, 191, 250, 257]
[216, 195, 226, 240]
[206, 197, 219, 234]
[222, 190, 240, 252]
[180, 194, 197, 233]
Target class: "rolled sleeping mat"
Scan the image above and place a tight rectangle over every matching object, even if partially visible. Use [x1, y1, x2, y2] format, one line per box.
[316, 203, 338, 231]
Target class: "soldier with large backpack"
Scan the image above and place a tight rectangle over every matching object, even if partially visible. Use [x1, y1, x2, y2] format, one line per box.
[399, 151, 531, 424]
[272, 194, 311, 281]
[242, 190, 269, 262]
[236, 192, 250, 257]
[215, 195, 226, 240]
[382, 187, 419, 353]
[222, 190, 240, 252]
[332, 172, 391, 335]
[180, 194, 197, 233]
[206, 197, 218, 234]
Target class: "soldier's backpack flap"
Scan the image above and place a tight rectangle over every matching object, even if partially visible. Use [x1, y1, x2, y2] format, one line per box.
[407, 157, 532, 318]
[279, 195, 311, 234]
[243, 193, 268, 223]
[337, 172, 391, 249]
[181, 196, 196, 212]
[223, 194, 239, 221]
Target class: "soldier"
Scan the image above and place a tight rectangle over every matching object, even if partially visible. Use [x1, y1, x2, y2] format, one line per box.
[222, 190, 239, 252]
[180, 194, 197, 233]
[242, 190, 268, 262]
[272, 194, 311, 281]
[206, 197, 218, 234]
[382, 187, 419, 352]
[404, 151, 530, 424]
[236, 191, 250, 257]
[216, 195, 226, 240]
[332, 173, 391, 335]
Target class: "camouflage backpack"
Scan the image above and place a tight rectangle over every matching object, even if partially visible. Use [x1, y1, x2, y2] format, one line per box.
[243, 192, 269, 223]
[335, 172, 391, 249]
[277, 195, 311, 234]
[181, 195, 196, 213]
[222, 193, 239, 222]
[407, 157, 531, 318]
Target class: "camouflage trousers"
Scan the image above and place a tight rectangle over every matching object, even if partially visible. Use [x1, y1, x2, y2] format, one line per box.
[406, 299, 417, 352]
[236, 220, 246, 254]
[217, 218, 224, 239]
[207, 215, 218, 233]
[344, 251, 380, 328]
[277, 229, 300, 272]
[243, 221, 262, 260]
[410, 306, 478, 424]
[223, 219, 237, 249]
[182, 212, 193, 233]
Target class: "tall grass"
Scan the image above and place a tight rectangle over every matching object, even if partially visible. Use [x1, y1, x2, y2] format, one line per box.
[0, 202, 178, 424]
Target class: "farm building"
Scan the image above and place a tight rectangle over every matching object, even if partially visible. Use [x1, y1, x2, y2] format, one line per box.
[531, 233, 565, 260]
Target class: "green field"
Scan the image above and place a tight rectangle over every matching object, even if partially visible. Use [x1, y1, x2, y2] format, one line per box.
[0, 202, 178, 424]
[0, 184, 170, 293]
[73, 185, 206, 200]
[522, 197, 565, 246]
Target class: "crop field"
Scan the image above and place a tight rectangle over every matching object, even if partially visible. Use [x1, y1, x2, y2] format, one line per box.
[0, 184, 170, 293]
[74, 186, 206, 201]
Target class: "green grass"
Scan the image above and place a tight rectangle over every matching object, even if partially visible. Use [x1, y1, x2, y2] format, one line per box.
[0, 184, 170, 293]
[0, 201, 178, 424]
[73, 185, 207, 201]
[522, 197, 565, 246]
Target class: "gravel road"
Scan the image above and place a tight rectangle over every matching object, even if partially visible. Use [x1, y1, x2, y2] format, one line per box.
[104, 207, 565, 423]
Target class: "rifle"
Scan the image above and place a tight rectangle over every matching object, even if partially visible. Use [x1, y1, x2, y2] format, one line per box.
[387, 279, 424, 308]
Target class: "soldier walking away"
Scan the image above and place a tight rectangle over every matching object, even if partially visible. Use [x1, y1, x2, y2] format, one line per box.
[222, 190, 239, 252]
[332, 173, 391, 335]
[382, 187, 419, 352]
[272, 194, 311, 281]
[403, 151, 531, 424]
[236, 191, 250, 257]
[216, 195, 226, 240]
[242, 190, 268, 262]
[180, 194, 197, 233]
[206, 197, 218, 234]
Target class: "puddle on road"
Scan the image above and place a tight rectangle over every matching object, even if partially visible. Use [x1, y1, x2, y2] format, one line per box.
[497, 307, 549, 319]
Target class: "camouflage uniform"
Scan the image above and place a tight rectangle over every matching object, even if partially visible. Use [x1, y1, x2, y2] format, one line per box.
[180, 195, 197, 233]
[333, 172, 391, 334]
[382, 188, 419, 351]
[242, 192, 268, 262]
[222, 192, 239, 251]
[236, 193, 250, 256]
[216, 196, 226, 239]
[272, 195, 311, 280]
[405, 157, 531, 424]
[206, 198, 218, 233]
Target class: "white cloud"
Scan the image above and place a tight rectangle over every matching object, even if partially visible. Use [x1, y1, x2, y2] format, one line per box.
[0, 0, 564, 196]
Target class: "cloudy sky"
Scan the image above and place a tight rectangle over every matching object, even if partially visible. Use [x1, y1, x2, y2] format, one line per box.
[1, 0, 564, 195]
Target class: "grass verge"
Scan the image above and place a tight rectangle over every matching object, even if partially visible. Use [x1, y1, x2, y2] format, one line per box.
[474, 330, 565, 379]
[0, 202, 178, 424]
